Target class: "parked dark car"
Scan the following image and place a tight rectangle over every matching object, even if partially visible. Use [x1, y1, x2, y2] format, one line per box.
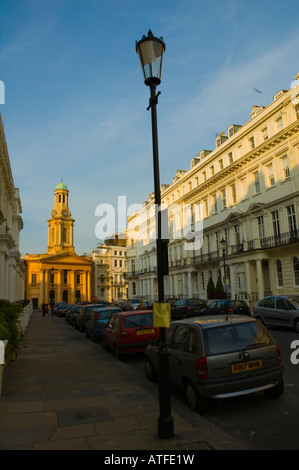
[85, 306, 122, 342]
[145, 315, 284, 414]
[129, 299, 142, 310]
[54, 302, 68, 317]
[68, 305, 82, 325]
[137, 301, 153, 310]
[65, 304, 77, 323]
[75, 302, 111, 332]
[102, 310, 160, 359]
[201, 300, 251, 317]
[254, 295, 299, 332]
[171, 299, 207, 320]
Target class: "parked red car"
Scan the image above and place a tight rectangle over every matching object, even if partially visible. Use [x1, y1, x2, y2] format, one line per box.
[102, 310, 159, 359]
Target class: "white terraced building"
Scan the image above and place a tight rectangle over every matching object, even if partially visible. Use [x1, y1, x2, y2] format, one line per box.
[0, 113, 25, 301]
[126, 72, 299, 308]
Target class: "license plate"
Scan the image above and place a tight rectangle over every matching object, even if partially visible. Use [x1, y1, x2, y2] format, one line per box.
[137, 328, 155, 335]
[231, 359, 262, 374]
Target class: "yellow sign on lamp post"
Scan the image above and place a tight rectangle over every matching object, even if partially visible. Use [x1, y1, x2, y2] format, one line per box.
[153, 302, 170, 328]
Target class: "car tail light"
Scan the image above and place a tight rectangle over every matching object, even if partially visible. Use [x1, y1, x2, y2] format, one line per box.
[227, 308, 234, 314]
[196, 357, 209, 379]
[276, 345, 282, 365]
[186, 306, 190, 311]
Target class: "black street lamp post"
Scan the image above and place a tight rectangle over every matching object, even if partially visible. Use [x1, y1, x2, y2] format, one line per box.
[136, 30, 174, 439]
[220, 238, 227, 295]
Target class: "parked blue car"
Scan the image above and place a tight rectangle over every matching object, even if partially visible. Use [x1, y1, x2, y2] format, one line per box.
[85, 306, 122, 342]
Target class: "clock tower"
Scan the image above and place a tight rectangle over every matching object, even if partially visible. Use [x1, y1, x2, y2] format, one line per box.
[47, 180, 75, 254]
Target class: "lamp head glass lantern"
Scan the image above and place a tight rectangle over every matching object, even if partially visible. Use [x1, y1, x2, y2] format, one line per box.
[220, 238, 227, 250]
[136, 30, 166, 86]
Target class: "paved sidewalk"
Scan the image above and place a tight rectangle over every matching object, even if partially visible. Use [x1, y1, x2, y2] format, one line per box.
[0, 311, 247, 451]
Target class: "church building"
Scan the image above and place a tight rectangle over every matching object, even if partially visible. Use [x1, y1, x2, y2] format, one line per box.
[24, 181, 93, 309]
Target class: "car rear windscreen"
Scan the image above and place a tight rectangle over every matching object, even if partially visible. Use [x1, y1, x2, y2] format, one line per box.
[124, 313, 153, 328]
[203, 321, 274, 355]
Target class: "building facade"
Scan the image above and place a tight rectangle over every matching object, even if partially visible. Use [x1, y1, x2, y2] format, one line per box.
[126, 72, 299, 308]
[92, 234, 128, 303]
[25, 182, 93, 308]
[0, 114, 25, 301]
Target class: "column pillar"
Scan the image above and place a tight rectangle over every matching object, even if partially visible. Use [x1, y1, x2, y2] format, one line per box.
[245, 261, 252, 299]
[8, 262, 16, 302]
[256, 259, 265, 299]
[187, 271, 192, 298]
[40, 269, 45, 306]
[71, 270, 76, 303]
[57, 270, 62, 302]
[44, 269, 49, 304]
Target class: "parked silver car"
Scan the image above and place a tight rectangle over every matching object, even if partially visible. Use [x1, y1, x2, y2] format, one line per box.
[254, 295, 299, 332]
[145, 315, 284, 414]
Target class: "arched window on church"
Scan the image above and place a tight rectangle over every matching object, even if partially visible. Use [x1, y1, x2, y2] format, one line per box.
[62, 227, 67, 243]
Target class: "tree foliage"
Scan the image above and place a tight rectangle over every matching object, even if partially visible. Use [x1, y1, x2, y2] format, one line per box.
[0, 299, 22, 361]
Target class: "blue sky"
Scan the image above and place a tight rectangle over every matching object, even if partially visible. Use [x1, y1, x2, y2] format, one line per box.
[1, 0, 299, 256]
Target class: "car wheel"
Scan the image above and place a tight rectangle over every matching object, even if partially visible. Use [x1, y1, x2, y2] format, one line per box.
[264, 380, 284, 399]
[145, 357, 157, 382]
[294, 319, 299, 333]
[185, 381, 207, 414]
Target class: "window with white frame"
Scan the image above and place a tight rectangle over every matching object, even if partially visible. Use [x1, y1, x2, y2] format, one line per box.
[221, 188, 227, 209]
[219, 159, 223, 170]
[281, 155, 290, 179]
[253, 171, 261, 193]
[228, 152, 233, 164]
[249, 136, 255, 149]
[293, 257, 299, 286]
[272, 210, 281, 238]
[266, 162, 275, 187]
[287, 204, 297, 234]
[276, 115, 284, 132]
[257, 216, 265, 240]
[262, 127, 269, 140]
[231, 183, 237, 204]
[224, 228, 230, 246]
[276, 260, 283, 287]
[234, 225, 241, 245]
[212, 194, 217, 213]
[210, 165, 215, 176]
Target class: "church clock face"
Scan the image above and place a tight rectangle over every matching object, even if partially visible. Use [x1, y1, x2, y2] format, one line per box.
[51, 210, 57, 218]
[62, 210, 68, 217]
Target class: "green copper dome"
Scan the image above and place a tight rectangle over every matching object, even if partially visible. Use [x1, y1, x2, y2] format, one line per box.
[56, 180, 68, 190]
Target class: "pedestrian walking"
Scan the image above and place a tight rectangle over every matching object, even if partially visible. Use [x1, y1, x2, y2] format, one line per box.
[42, 302, 46, 316]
